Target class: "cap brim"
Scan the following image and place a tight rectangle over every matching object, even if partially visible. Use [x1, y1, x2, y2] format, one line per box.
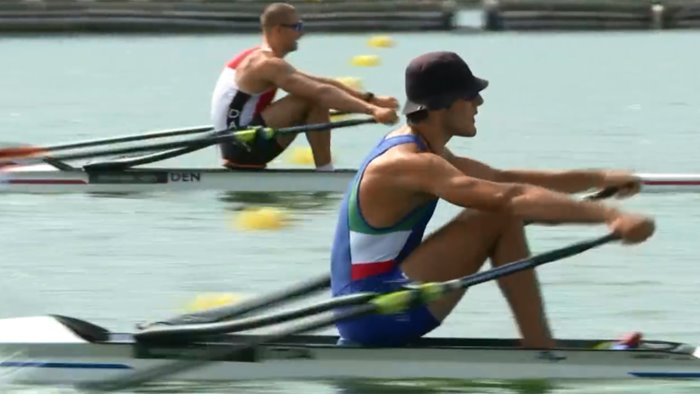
[402, 77, 489, 115]
[402, 100, 425, 115]
[471, 77, 489, 97]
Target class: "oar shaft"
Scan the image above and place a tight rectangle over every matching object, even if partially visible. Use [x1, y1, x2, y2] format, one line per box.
[7, 118, 377, 164]
[139, 273, 330, 329]
[452, 233, 618, 290]
[375, 233, 620, 314]
[137, 292, 373, 340]
[0, 111, 362, 158]
[42, 125, 213, 153]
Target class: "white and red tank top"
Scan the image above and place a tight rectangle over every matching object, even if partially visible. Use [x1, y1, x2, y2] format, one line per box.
[210, 47, 277, 131]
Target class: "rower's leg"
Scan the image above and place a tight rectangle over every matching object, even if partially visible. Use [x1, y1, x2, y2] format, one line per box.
[400, 210, 554, 348]
[303, 105, 332, 168]
[261, 96, 332, 168]
[260, 95, 312, 148]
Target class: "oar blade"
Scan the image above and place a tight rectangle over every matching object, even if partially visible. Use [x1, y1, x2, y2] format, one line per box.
[0, 146, 45, 160]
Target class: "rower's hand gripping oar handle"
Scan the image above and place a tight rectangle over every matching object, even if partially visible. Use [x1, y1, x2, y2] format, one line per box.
[587, 186, 621, 200]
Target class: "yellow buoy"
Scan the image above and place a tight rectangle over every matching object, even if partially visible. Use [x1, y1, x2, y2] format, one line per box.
[350, 55, 380, 67]
[287, 146, 315, 165]
[234, 206, 289, 230]
[368, 35, 395, 48]
[185, 292, 245, 312]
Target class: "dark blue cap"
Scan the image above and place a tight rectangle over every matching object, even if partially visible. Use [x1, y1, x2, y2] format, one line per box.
[402, 51, 488, 115]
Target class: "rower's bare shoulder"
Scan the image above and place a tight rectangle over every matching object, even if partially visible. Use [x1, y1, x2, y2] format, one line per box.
[257, 57, 316, 94]
[367, 147, 443, 181]
[257, 56, 294, 77]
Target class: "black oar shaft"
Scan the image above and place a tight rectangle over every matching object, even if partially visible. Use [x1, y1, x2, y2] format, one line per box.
[38, 126, 213, 153]
[3, 111, 356, 156]
[451, 233, 618, 291]
[11, 118, 377, 163]
[139, 273, 330, 329]
[136, 292, 373, 340]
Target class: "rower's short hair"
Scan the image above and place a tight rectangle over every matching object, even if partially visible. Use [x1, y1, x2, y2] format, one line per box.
[260, 2, 296, 31]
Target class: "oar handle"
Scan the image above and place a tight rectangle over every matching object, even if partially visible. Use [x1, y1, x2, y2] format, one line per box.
[587, 186, 619, 200]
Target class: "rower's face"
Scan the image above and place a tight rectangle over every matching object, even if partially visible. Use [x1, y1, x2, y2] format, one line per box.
[276, 13, 303, 52]
[445, 94, 483, 137]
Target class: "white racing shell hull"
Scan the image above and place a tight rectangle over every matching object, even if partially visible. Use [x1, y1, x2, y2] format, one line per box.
[0, 165, 357, 194]
[0, 316, 699, 385]
[1, 166, 699, 194]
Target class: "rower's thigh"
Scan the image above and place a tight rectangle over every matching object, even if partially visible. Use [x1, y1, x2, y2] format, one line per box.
[261, 95, 311, 146]
[261, 95, 310, 128]
[401, 209, 517, 320]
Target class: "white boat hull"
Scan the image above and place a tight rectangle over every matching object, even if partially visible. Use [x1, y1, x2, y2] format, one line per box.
[0, 166, 357, 194]
[0, 316, 699, 385]
[1, 166, 699, 195]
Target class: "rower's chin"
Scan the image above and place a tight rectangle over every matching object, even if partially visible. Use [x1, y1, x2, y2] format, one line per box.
[455, 128, 477, 138]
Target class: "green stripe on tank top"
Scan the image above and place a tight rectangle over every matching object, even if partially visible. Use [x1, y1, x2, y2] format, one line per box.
[348, 179, 434, 235]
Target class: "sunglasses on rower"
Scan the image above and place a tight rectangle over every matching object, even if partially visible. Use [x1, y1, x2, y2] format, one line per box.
[280, 21, 304, 32]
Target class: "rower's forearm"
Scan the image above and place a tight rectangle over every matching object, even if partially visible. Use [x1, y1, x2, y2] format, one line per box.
[506, 184, 619, 224]
[312, 75, 364, 99]
[500, 169, 603, 194]
[318, 86, 373, 115]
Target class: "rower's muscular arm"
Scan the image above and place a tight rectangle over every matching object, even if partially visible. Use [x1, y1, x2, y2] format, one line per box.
[394, 152, 621, 224]
[498, 169, 604, 194]
[444, 148, 603, 194]
[297, 71, 368, 101]
[442, 148, 501, 181]
[262, 58, 374, 114]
